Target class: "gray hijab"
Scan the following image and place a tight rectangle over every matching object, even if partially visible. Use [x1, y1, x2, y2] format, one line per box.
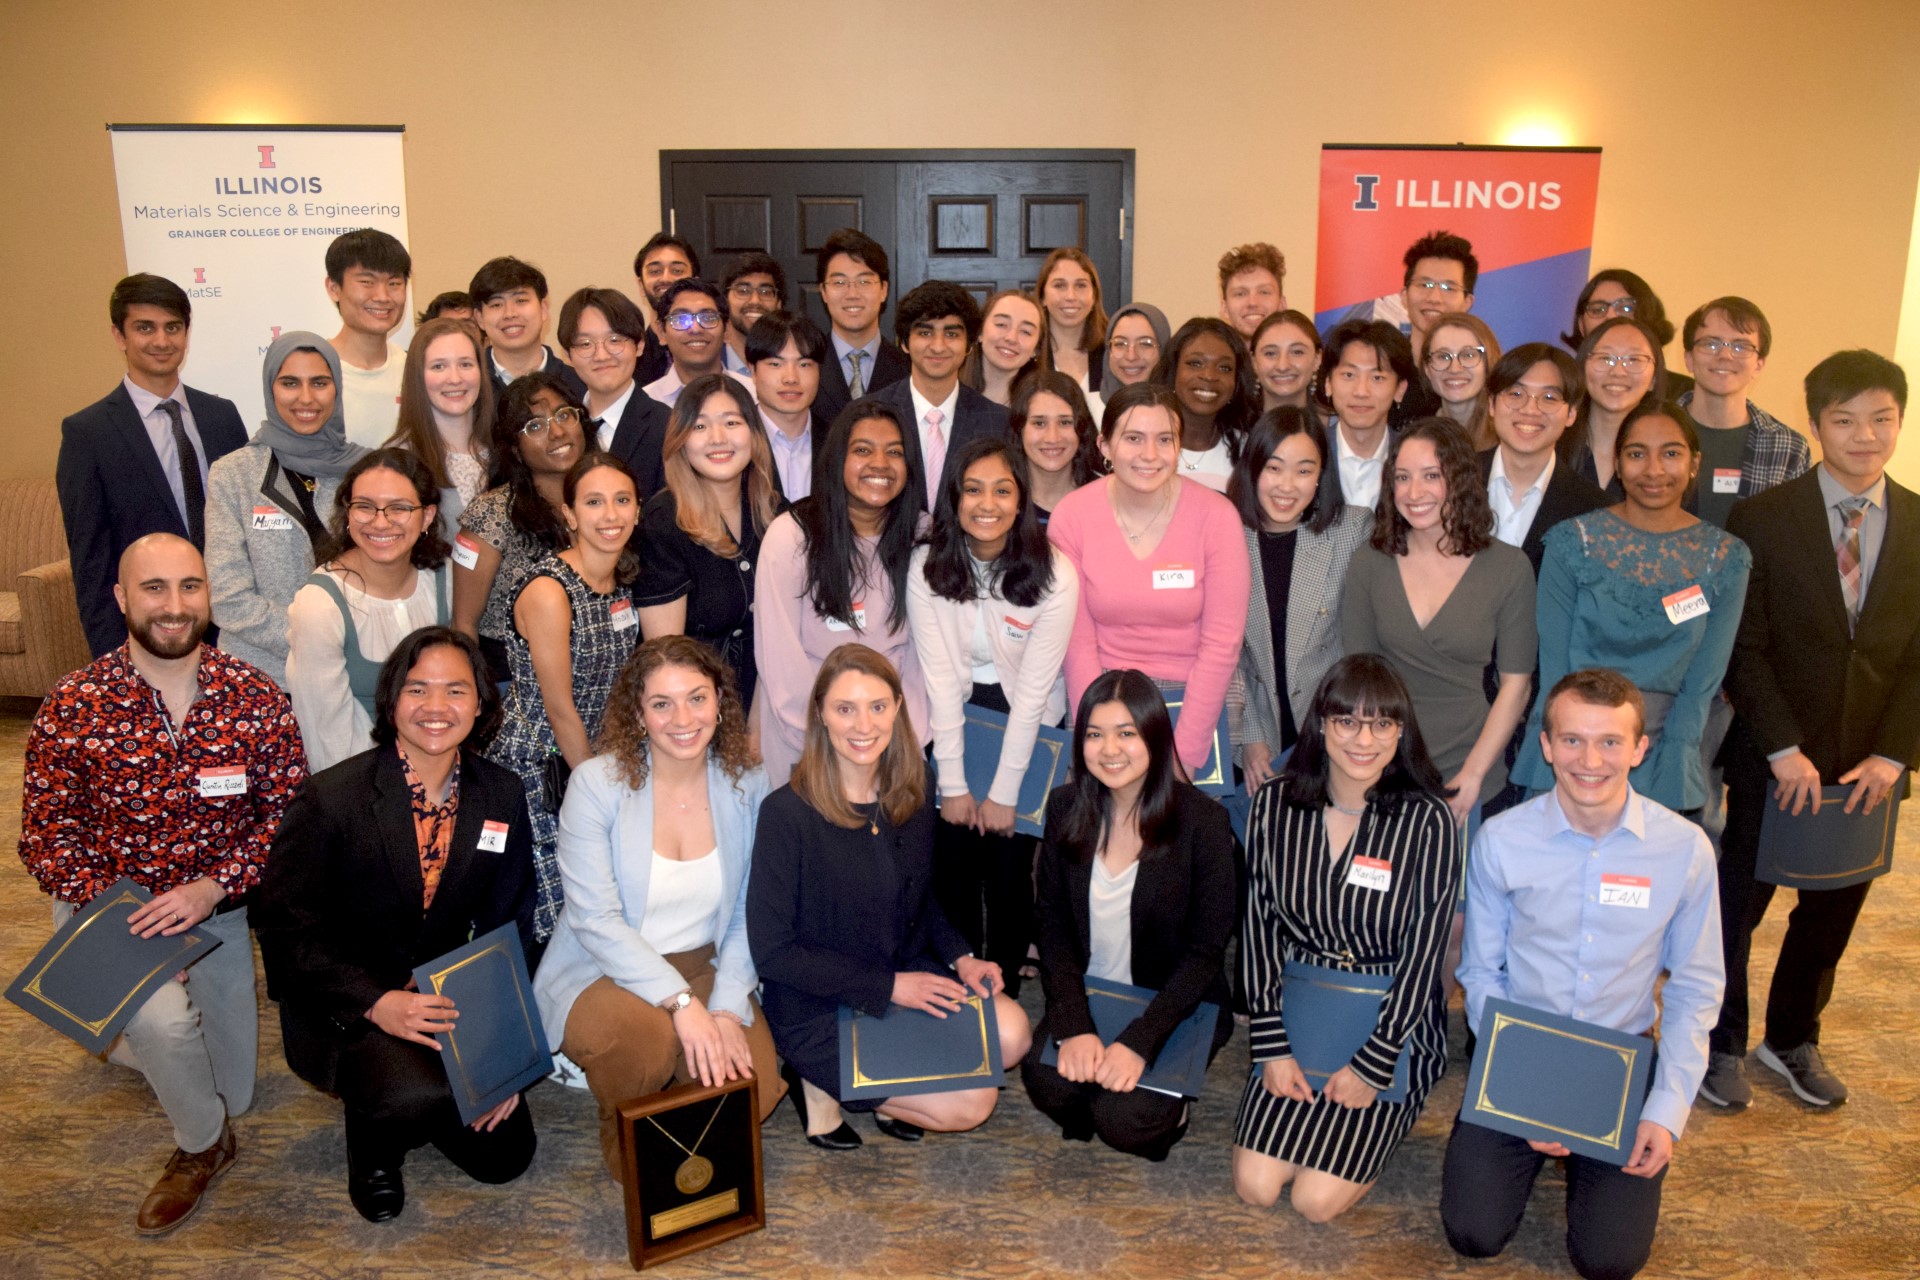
[253, 330, 367, 477]
[1101, 302, 1172, 391]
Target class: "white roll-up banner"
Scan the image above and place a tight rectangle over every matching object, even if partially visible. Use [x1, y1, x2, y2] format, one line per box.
[108, 124, 411, 430]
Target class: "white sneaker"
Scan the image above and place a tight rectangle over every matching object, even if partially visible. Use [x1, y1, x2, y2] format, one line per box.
[547, 1049, 590, 1090]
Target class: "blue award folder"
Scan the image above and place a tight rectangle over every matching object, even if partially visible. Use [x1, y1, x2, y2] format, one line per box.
[412, 922, 552, 1125]
[837, 994, 1005, 1100]
[1037, 976, 1220, 1098]
[1160, 684, 1234, 797]
[5, 877, 225, 1055]
[961, 706, 1072, 836]
[1279, 960, 1410, 1104]
[1756, 785, 1901, 891]
[1462, 998, 1652, 1166]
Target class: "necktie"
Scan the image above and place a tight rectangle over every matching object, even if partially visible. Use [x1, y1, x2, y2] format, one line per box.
[159, 400, 206, 548]
[925, 408, 947, 494]
[1836, 497, 1868, 630]
[590, 416, 608, 450]
[847, 350, 866, 399]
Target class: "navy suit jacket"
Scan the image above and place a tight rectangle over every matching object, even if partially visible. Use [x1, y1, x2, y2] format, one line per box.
[57, 382, 248, 657]
[1475, 447, 1610, 577]
[814, 337, 908, 428]
[869, 377, 1010, 512]
[595, 385, 672, 501]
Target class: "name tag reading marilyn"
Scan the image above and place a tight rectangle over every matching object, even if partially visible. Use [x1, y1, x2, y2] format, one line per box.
[1152, 564, 1196, 590]
[197, 766, 248, 797]
[1347, 855, 1392, 892]
[250, 506, 296, 532]
[1662, 585, 1709, 625]
[1599, 873, 1651, 909]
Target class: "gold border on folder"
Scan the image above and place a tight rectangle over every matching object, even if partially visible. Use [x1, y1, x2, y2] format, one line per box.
[1162, 694, 1228, 789]
[1473, 1012, 1638, 1149]
[962, 708, 1067, 830]
[426, 942, 538, 1108]
[21, 888, 206, 1036]
[848, 995, 994, 1088]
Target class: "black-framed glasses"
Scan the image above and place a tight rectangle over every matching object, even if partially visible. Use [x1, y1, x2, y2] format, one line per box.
[1326, 714, 1402, 738]
[347, 500, 423, 522]
[665, 310, 724, 332]
[1426, 345, 1485, 371]
[519, 406, 584, 436]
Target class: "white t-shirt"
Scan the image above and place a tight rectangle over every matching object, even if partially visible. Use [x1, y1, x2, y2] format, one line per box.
[639, 850, 725, 956]
[1087, 855, 1139, 985]
[339, 341, 407, 448]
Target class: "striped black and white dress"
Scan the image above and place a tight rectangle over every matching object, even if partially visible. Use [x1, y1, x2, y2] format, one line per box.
[1233, 780, 1461, 1183]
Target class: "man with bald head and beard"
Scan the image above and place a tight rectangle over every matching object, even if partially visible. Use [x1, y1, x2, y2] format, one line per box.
[18, 534, 307, 1235]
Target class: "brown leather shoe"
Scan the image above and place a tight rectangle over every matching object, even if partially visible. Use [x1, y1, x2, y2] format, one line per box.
[136, 1120, 236, 1235]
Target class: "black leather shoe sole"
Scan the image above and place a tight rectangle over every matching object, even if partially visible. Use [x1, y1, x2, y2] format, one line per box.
[349, 1167, 405, 1223]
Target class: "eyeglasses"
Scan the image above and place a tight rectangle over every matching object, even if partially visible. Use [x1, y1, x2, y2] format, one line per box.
[1426, 345, 1485, 371]
[1408, 279, 1465, 296]
[729, 282, 782, 301]
[1497, 385, 1568, 410]
[1326, 714, 1403, 739]
[519, 406, 584, 436]
[568, 333, 635, 357]
[1690, 337, 1761, 360]
[1109, 335, 1158, 354]
[347, 500, 423, 522]
[1587, 352, 1654, 372]
[1583, 297, 1639, 320]
[823, 273, 882, 293]
[665, 309, 724, 332]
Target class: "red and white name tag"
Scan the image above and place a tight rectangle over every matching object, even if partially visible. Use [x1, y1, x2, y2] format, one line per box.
[1152, 563, 1195, 590]
[1347, 855, 1392, 892]
[1599, 873, 1652, 909]
[825, 600, 868, 632]
[1712, 468, 1740, 495]
[478, 820, 509, 853]
[1002, 614, 1032, 642]
[250, 505, 295, 532]
[608, 599, 638, 632]
[197, 766, 248, 797]
[1662, 584, 1709, 625]
[451, 533, 481, 570]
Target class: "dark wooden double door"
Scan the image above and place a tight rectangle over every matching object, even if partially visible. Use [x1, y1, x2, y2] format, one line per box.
[660, 149, 1134, 336]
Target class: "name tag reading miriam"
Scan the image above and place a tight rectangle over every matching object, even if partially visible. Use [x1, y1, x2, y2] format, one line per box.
[1599, 873, 1651, 909]
[196, 766, 248, 797]
[1347, 855, 1392, 892]
[1662, 584, 1709, 625]
[1152, 564, 1196, 590]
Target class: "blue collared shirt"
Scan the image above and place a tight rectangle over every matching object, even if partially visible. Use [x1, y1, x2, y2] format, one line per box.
[1460, 787, 1724, 1139]
[123, 376, 209, 530]
[832, 332, 880, 394]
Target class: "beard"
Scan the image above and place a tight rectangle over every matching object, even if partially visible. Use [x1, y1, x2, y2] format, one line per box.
[128, 611, 208, 660]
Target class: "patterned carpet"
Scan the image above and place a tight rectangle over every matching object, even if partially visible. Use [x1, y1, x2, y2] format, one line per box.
[1, 693, 1917, 1279]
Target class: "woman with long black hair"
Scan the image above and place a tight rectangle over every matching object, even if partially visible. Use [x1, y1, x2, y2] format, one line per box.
[1007, 370, 1103, 522]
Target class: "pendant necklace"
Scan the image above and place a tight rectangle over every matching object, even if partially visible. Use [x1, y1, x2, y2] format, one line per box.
[648, 1092, 727, 1195]
[1114, 485, 1173, 544]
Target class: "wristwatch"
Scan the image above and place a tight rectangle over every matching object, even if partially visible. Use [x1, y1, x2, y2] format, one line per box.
[661, 990, 693, 1012]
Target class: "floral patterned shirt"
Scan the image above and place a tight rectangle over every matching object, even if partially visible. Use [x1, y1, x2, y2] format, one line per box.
[402, 749, 461, 912]
[19, 644, 308, 905]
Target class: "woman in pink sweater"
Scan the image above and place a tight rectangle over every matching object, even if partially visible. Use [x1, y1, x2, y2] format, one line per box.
[1047, 382, 1252, 774]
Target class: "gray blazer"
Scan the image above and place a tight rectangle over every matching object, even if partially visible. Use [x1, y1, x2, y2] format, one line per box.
[205, 442, 342, 687]
[533, 754, 771, 1049]
[1237, 505, 1372, 756]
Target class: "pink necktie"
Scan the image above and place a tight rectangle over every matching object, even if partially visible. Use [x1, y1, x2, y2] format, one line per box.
[925, 408, 947, 494]
[1837, 498, 1867, 630]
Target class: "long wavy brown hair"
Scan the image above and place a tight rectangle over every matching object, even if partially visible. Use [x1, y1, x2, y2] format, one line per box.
[594, 635, 755, 791]
[389, 316, 495, 489]
[790, 643, 925, 829]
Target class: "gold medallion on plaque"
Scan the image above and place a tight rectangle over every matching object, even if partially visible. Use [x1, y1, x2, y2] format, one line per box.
[674, 1154, 714, 1194]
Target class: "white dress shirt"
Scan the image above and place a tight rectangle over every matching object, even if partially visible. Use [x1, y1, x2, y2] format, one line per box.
[589, 380, 638, 451]
[123, 376, 208, 530]
[1489, 448, 1556, 548]
[1335, 421, 1390, 511]
[908, 379, 961, 498]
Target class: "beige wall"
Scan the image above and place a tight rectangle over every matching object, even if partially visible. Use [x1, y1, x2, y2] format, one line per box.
[5, 0, 1918, 480]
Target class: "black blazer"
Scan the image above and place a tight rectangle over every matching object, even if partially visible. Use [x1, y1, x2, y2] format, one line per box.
[1033, 784, 1239, 1064]
[488, 345, 588, 405]
[1476, 447, 1611, 577]
[637, 329, 673, 387]
[1723, 470, 1920, 785]
[253, 745, 536, 1091]
[868, 378, 1011, 511]
[596, 384, 672, 501]
[57, 382, 248, 657]
[814, 337, 908, 428]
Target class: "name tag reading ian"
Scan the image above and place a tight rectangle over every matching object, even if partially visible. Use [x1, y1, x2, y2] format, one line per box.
[1662, 585, 1709, 626]
[451, 533, 481, 570]
[1599, 873, 1651, 909]
[1347, 855, 1392, 892]
[250, 506, 296, 532]
[478, 820, 510, 853]
[1152, 564, 1196, 590]
[197, 766, 248, 798]
[608, 599, 638, 632]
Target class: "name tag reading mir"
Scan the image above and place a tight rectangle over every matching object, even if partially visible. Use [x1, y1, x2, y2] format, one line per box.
[1598, 873, 1651, 909]
[1152, 564, 1196, 590]
[478, 820, 509, 853]
[1662, 585, 1709, 626]
[196, 766, 248, 798]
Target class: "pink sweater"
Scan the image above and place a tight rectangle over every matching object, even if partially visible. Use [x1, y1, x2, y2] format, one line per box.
[1047, 478, 1252, 771]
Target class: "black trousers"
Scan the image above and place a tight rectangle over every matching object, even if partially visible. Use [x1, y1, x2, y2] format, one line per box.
[1019, 1012, 1192, 1161]
[1710, 773, 1874, 1055]
[1440, 1113, 1665, 1280]
[335, 1026, 537, 1184]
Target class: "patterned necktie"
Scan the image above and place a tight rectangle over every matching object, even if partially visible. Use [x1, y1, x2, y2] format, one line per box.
[847, 350, 866, 399]
[924, 408, 948, 494]
[1836, 497, 1868, 630]
[159, 400, 206, 548]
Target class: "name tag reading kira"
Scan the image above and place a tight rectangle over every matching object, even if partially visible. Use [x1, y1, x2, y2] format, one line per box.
[1662, 585, 1709, 626]
[1152, 564, 1196, 590]
[1599, 873, 1651, 909]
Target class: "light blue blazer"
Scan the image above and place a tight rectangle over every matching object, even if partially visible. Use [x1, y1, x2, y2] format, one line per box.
[533, 753, 770, 1048]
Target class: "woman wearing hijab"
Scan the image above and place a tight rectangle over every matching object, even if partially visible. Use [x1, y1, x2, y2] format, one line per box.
[1101, 303, 1172, 393]
[206, 331, 369, 687]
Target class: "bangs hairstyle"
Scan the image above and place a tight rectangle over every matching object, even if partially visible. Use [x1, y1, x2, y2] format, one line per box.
[662, 374, 781, 556]
[1100, 380, 1185, 443]
[798, 398, 922, 631]
[391, 317, 495, 488]
[745, 310, 830, 365]
[467, 255, 548, 307]
[562, 451, 641, 586]
[1036, 247, 1108, 349]
[556, 286, 647, 349]
[1315, 318, 1417, 415]
[960, 289, 1051, 392]
[1682, 295, 1773, 360]
[1007, 369, 1103, 486]
[1151, 317, 1262, 455]
[1616, 399, 1700, 464]
[1053, 670, 1181, 865]
[1563, 317, 1668, 468]
[1401, 230, 1479, 293]
[790, 643, 926, 829]
[1228, 407, 1342, 536]
[1371, 416, 1494, 558]
[325, 228, 411, 283]
[1804, 348, 1908, 420]
[595, 634, 755, 792]
[1278, 654, 1450, 811]
[1489, 342, 1583, 403]
[1251, 308, 1322, 353]
[920, 437, 1055, 607]
[489, 370, 580, 552]
[1563, 268, 1675, 349]
[315, 447, 450, 571]
[111, 272, 190, 329]
[371, 626, 500, 748]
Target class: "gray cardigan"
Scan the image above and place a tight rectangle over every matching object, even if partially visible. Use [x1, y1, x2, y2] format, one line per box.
[205, 442, 342, 687]
[1236, 504, 1372, 756]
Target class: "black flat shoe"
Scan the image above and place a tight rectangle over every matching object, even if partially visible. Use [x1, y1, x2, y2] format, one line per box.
[348, 1163, 405, 1222]
[873, 1114, 924, 1142]
[782, 1063, 862, 1151]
